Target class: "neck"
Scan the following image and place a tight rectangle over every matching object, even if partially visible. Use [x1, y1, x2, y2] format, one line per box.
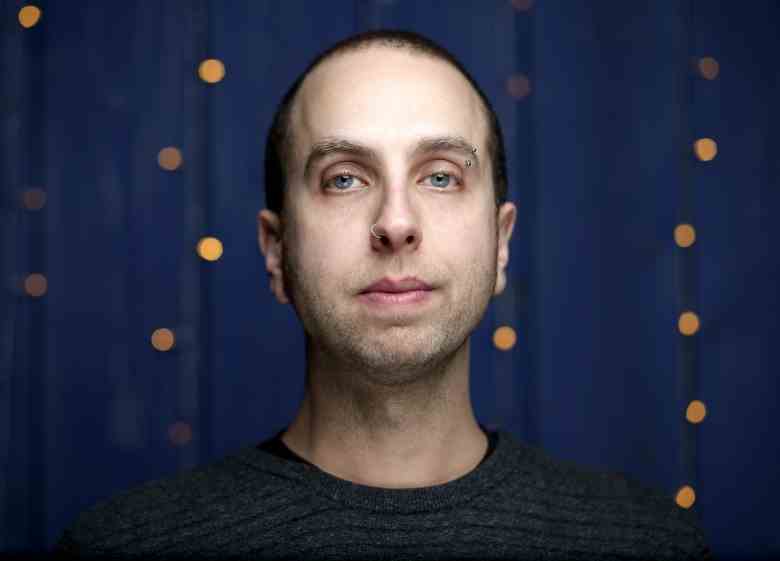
[281, 337, 487, 488]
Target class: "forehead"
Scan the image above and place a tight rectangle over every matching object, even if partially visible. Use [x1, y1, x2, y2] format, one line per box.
[289, 47, 487, 165]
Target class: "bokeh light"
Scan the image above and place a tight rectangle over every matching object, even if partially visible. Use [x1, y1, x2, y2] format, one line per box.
[24, 273, 47, 298]
[506, 74, 532, 100]
[197, 237, 223, 261]
[697, 57, 720, 80]
[157, 147, 183, 171]
[686, 400, 707, 424]
[18, 5, 41, 28]
[151, 328, 175, 352]
[493, 326, 517, 351]
[674, 224, 696, 248]
[22, 188, 47, 211]
[168, 422, 193, 446]
[675, 485, 696, 509]
[198, 59, 225, 84]
[678, 311, 700, 336]
[694, 138, 718, 162]
[511, 0, 534, 11]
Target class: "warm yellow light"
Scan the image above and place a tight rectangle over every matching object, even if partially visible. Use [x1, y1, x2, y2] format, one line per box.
[675, 485, 696, 509]
[698, 57, 720, 80]
[506, 74, 531, 100]
[24, 273, 47, 297]
[22, 188, 47, 210]
[678, 311, 700, 336]
[493, 326, 517, 351]
[694, 138, 718, 162]
[674, 224, 696, 248]
[151, 328, 175, 352]
[197, 237, 223, 261]
[18, 5, 41, 28]
[157, 147, 183, 171]
[686, 400, 707, 424]
[168, 422, 193, 446]
[198, 59, 225, 84]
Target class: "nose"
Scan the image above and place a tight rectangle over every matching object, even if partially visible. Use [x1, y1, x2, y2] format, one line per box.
[369, 188, 422, 254]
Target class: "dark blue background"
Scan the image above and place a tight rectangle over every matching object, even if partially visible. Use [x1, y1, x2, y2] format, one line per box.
[2, 1, 778, 559]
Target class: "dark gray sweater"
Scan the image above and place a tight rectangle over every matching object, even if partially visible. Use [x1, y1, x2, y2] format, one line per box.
[55, 429, 710, 560]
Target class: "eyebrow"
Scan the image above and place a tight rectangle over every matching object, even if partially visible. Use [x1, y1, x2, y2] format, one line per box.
[412, 136, 480, 168]
[302, 135, 480, 180]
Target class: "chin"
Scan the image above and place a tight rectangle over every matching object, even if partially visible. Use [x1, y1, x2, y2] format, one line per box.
[343, 333, 464, 385]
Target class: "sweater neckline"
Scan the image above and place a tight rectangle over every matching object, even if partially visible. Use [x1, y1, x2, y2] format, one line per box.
[236, 429, 522, 513]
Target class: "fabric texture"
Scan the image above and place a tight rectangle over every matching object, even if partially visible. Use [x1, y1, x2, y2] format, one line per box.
[54, 428, 711, 560]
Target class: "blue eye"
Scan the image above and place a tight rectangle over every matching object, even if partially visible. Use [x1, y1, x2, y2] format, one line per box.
[325, 173, 365, 191]
[333, 175, 354, 190]
[428, 172, 452, 188]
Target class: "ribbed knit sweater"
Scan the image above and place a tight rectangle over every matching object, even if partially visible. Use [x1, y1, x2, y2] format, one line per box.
[55, 429, 710, 560]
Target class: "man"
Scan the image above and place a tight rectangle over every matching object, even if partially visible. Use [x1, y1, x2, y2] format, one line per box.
[56, 30, 710, 560]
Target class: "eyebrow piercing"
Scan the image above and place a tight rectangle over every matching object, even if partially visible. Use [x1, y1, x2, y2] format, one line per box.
[465, 145, 477, 167]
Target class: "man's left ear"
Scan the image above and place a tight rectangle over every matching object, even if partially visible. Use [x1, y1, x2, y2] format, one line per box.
[493, 202, 517, 296]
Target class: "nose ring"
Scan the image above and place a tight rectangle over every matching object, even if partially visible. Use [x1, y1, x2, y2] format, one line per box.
[370, 223, 383, 240]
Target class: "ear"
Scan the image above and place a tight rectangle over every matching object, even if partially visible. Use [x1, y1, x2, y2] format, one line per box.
[257, 209, 290, 304]
[493, 202, 517, 296]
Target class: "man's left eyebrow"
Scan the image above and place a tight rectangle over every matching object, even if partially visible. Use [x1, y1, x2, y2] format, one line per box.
[411, 136, 480, 167]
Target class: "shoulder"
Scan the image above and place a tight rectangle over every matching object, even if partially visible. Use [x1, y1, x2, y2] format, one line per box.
[495, 432, 711, 560]
[55, 446, 307, 557]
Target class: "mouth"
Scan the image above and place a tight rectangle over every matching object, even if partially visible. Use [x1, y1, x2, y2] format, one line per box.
[358, 277, 434, 307]
[360, 276, 433, 294]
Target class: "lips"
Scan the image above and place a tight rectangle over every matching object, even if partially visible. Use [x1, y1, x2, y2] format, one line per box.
[361, 277, 433, 294]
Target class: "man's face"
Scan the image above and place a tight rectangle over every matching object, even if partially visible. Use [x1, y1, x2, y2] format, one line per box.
[260, 46, 515, 385]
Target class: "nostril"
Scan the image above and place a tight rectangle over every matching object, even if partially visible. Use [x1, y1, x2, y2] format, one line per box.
[405, 235, 415, 244]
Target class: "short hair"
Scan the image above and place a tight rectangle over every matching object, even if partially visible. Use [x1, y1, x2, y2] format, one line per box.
[264, 29, 508, 216]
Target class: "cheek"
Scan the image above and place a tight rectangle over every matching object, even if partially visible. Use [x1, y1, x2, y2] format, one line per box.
[430, 200, 496, 257]
[292, 215, 366, 285]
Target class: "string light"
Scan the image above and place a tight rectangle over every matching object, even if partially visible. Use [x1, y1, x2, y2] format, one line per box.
[198, 59, 225, 84]
[493, 326, 517, 351]
[157, 147, 183, 171]
[678, 311, 700, 336]
[686, 400, 707, 424]
[693, 138, 718, 162]
[197, 237, 223, 261]
[675, 485, 696, 509]
[24, 273, 47, 298]
[18, 5, 41, 28]
[674, 224, 696, 248]
[151, 328, 175, 352]
[697, 57, 720, 80]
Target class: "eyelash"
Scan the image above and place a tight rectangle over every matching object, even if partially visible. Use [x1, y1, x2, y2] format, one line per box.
[322, 170, 463, 192]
